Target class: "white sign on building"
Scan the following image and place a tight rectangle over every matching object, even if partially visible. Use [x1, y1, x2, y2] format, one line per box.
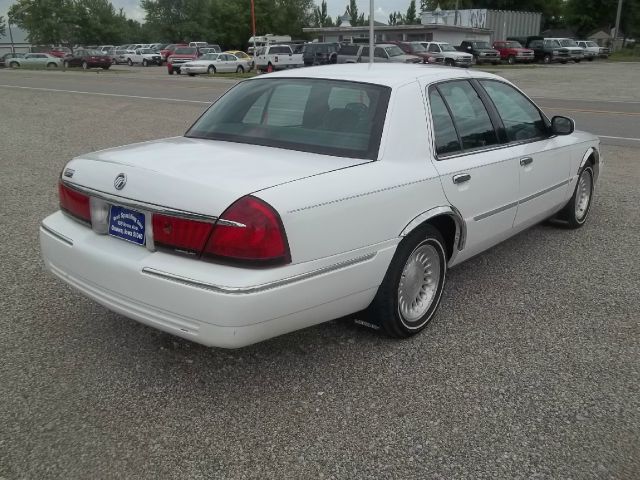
[422, 9, 488, 29]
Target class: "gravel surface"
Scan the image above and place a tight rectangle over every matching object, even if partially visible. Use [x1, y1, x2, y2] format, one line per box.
[0, 77, 638, 479]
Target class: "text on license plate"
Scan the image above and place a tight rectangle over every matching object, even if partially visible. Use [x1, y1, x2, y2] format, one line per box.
[108, 206, 145, 245]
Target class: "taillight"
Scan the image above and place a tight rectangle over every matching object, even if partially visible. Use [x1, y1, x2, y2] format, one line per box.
[204, 196, 290, 266]
[152, 214, 213, 255]
[59, 181, 91, 223]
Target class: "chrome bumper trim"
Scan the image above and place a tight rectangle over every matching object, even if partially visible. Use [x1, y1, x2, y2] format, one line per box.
[141, 252, 377, 295]
[40, 224, 74, 246]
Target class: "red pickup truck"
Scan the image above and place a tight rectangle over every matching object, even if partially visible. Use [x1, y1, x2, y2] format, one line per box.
[159, 44, 187, 62]
[492, 40, 535, 64]
[167, 46, 200, 74]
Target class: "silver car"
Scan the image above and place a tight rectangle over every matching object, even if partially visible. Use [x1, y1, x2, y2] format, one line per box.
[337, 44, 421, 64]
[7, 53, 62, 69]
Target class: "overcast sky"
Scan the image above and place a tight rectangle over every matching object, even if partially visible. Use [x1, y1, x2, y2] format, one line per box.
[0, 0, 414, 25]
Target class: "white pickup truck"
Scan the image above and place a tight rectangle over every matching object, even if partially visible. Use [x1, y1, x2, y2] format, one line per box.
[254, 44, 304, 72]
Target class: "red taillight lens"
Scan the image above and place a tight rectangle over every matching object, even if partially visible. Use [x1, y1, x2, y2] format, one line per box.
[59, 182, 91, 223]
[204, 196, 290, 266]
[152, 214, 213, 254]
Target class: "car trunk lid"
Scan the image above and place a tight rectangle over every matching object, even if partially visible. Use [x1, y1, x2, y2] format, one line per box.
[63, 137, 367, 218]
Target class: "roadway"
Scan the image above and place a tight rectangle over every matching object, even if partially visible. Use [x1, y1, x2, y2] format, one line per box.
[1, 65, 639, 147]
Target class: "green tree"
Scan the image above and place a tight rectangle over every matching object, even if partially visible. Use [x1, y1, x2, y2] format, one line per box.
[405, 0, 418, 24]
[388, 11, 405, 25]
[0, 15, 6, 38]
[346, 0, 358, 25]
[566, 0, 640, 38]
[8, 0, 77, 45]
[313, 0, 334, 27]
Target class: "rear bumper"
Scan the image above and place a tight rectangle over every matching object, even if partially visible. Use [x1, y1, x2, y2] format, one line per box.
[40, 211, 394, 348]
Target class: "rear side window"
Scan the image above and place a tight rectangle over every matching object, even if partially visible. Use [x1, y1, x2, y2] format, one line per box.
[270, 46, 290, 54]
[429, 89, 461, 156]
[436, 81, 498, 151]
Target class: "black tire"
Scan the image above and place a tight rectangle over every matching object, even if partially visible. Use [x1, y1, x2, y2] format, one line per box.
[47, 62, 57, 68]
[574, 59, 581, 63]
[82, 61, 88, 70]
[556, 165, 595, 229]
[102, 65, 109, 70]
[367, 225, 447, 338]
[587, 57, 594, 61]
[560, 60, 568, 64]
[188, 72, 196, 76]
[207, 65, 216, 74]
[543, 54, 551, 64]
[168, 69, 173, 75]
[492, 61, 499, 65]
[142, 59, 148, 67]
[112, 58, 117, 64]
[236, 65, 244, 73]
[507, 55, 515, 65]
[445, 58, 454, 67]
[9, 61, 19, 68]
[63, 60, 70, 68]
[127, 58, 133, 66]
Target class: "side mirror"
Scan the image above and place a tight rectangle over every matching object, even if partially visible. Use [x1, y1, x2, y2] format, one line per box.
[551, 116, 575, 135]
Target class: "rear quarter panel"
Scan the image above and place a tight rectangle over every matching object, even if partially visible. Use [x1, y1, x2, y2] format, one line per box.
[256, 81, 448, 265]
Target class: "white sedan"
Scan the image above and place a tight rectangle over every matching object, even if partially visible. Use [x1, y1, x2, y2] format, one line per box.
[8, 53, 61, 68]
[40, 65, 600, 348]
[181, 53, 252, 75]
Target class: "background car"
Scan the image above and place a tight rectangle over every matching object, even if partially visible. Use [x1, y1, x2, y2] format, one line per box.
[0, 52, 25, 68]
[6, 53, 61, 68]
[420, 42, 473, 67]
[576, 40, 608, 60]
[48, 47, 72, 58]
[302, 42, 340, 66]
[182, 52, 252, 75]
[492, 40, 535, 64]
[160, 44, 187, 62]
[167, 46, 201, 74]
[124, 48, 163, 66]
[456, 40, 501, 65]
[389, 41, 440, 64]
[63, 49, 112, 69]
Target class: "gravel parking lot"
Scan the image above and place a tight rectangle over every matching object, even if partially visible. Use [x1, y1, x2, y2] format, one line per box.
[0, 64, 638, 479]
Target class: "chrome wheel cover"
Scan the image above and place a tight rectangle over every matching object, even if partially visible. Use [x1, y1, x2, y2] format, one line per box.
[575, 169, 593, 221]
[398, 243, 441, 323]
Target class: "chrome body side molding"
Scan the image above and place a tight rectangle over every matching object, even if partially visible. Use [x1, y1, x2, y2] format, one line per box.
[141, 252, 377, 295]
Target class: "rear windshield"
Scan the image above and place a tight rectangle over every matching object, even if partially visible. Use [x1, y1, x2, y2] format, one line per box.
[472, 41, 491, 49]
[187, 79, 391, 160]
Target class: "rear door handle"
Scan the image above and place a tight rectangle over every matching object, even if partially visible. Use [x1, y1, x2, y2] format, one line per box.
[520, 156, 533, 166]
[453, 173, 471, 184]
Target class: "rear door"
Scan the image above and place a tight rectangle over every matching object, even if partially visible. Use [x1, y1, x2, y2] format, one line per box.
[478, 79, 573, 228]
[424, 79, 520, 261]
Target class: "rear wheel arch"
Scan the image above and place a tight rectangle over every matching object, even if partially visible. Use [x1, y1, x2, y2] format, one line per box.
[399, 207, 466, 264]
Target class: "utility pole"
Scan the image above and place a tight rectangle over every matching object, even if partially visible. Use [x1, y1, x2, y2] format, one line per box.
[369, 0, 374, 64]
[8, 19, 15, 54]
[613, 0, 623, 51]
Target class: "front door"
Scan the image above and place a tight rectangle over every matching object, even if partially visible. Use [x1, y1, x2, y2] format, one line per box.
[424, 79, 520, 262]
[477, 79, 573, 228]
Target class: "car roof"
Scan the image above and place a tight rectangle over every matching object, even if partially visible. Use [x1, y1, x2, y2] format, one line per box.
[253, 63, 501, 88]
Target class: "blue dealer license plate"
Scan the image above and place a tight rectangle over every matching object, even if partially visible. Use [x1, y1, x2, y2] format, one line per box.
[108, 206, 146, 246]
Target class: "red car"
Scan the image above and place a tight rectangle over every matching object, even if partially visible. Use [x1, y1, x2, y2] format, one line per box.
[63, 49, 112, 69]
[167, 47, 200, 74]
[160, 44, 187, 62]
[48, 47, 72, 58]
[388, 41, 440, 64]
[492, 40, 535, 64]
